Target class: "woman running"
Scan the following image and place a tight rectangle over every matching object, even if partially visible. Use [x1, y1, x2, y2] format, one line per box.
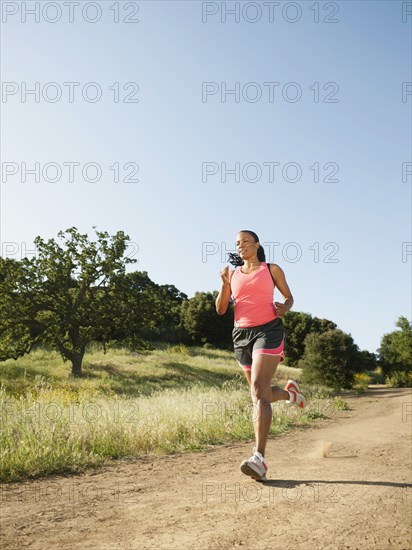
[215, 230, 306, 481]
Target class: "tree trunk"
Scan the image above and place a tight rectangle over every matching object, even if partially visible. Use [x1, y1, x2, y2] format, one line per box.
[71, 351, 84, 377]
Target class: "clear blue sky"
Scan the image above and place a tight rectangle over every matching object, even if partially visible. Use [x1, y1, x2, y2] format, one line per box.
[1, 0, 411, 354]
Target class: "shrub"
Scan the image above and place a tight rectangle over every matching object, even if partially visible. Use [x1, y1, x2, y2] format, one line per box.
[378, 317, 412, 376]
[385, 371, 412, 388]
[333, 396, 350, 411]
[300, 329, 359, 389]
[366, 368, 386, 384]
[203, 343, 214, 350]
[353, 372, 370, 393]
[168, 344, 190, 356]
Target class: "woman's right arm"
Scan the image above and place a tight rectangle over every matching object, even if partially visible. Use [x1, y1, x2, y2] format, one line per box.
[215, 266, 233, 315]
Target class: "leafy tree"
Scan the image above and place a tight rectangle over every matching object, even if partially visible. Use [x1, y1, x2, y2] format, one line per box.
[0, 258, 38, 360]
[378, 316, 412, 376]
[154, 284, 188, 342]
[312, 317, 338, 333]
[300, 329, 360, 389]
[0, 227, 136, 377]
[282, 311, 314, 366]
[181, 291, 234, 349]
[357, 349, 378, 372]
[282, 311, 337, 366]
[109, 272, 188, 344]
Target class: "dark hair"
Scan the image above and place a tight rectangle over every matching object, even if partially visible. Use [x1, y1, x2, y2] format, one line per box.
[227, 230, 266, 266]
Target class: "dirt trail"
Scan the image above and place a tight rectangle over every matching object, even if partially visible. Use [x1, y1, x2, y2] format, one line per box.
[1, 386, 411, 550]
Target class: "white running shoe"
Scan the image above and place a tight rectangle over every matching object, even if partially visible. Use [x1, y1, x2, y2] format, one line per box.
[284, 379, 302, 394]
[240, 449, 268, 481]
[284, 379, 306, 409]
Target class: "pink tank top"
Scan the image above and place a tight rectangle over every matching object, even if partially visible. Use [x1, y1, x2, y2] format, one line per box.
[231, 262, 278, 328]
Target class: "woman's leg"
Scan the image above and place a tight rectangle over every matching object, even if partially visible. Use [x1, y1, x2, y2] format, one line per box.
[243, 369, 259, 445]
[243, 366, 289, 403]
[249, 354, 289, 457]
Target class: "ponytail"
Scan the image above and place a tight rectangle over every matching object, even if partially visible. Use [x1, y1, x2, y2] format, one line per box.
[257, 246, 266, 262]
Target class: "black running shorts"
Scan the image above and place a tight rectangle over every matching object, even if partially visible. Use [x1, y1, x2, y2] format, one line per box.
[232, 317, 285, 371]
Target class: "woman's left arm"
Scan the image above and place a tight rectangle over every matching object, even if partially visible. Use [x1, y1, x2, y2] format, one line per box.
[269, 264, 294, 317]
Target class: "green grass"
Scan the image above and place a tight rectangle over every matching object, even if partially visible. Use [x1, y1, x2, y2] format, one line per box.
[0, 344, 243, 398]
[333, 396, 351, 411]
[0, 344, 343, 483]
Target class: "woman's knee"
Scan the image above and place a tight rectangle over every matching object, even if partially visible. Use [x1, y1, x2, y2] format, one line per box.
[250, 378, 270, 401]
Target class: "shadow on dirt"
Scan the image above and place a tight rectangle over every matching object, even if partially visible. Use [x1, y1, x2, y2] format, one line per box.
[341, 387, 411, 399]
[261, 479, 412, 489]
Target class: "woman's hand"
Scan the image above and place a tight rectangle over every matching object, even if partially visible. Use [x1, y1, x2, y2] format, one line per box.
[274, 301, 288, 317]
[216, 267, 232, 315]
[220, 266, 230, 286]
